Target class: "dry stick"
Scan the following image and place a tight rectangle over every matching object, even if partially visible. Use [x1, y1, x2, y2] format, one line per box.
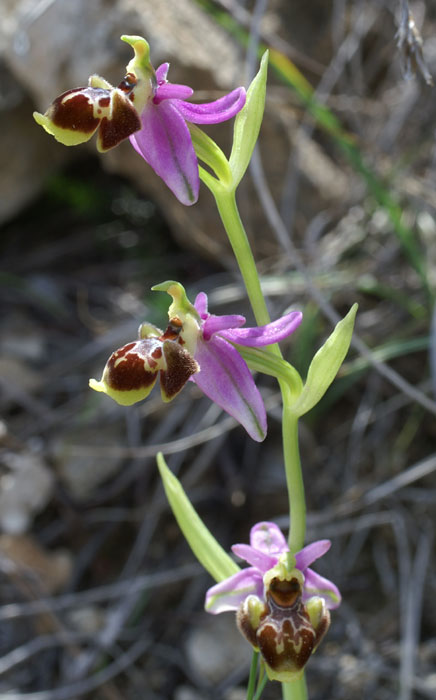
[364, 453, 436, 505]
[275, 450, 436, 534]
[65, 391, 282, 459]
[399, 525, 433, 700]
[0, 563, 200, 621]
[214, 0, 325, 75]
[249, 148, 436, 416]
[279, 5, 377, 229]
[2, 636, 151, 700]
[0, 632, 109, 676]
[65, 402, 200, 682]
[246, 2, 436, 415]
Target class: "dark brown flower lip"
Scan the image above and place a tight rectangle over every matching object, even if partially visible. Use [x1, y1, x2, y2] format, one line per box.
[97, 89, 141, 151]
[50, 88, 103, 133]
[105, 339, 161, 392]
[160, 340, 199, 400]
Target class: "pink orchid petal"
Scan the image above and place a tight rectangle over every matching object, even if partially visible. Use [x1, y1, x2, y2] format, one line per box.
[295, 540, 331, 572]
[232, 544, 277, 573]
[205, 567, 263, 614]
[192, 335, 266, 441]
[250, 522, 288, 556]
[219, 311, 303, 348]
[202, 313, 246, 341]
[156, 63, 169, 83]
[130, 100, 199, 206]
[155, 82, 194, 102]
[173, 87, 246, 124]
[302, 568, 342, 610]
[194, 292, 208, 318]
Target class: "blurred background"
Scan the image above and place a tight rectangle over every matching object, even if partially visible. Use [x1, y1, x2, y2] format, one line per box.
[1, 0, 436, 698]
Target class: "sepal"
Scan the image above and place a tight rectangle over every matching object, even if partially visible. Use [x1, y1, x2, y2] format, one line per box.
[229, 51, 268, 189]
[290, 304, 358, 416]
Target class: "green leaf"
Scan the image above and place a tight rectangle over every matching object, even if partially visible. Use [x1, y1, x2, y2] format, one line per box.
[229, 51, 268, 189]
[290, 304, 358, 417]
[157, 453, 240, 582]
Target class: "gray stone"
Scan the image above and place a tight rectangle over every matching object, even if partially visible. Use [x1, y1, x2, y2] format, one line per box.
[185, 612, 251, 686]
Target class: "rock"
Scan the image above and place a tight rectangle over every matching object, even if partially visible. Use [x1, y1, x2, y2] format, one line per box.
[67, 606, 105, 635]
[185, 612, 251, 686]
[0, 0, 242, 254]
[0, 534, 71, 593]
[174, 687, 206, 700]
[0, 64, 68, 223]
[0, 451, 53, 533]
[0, 357, 41, 397]
[54, 424, 125, 500]
[224, 690, 245, 700]
[0, 0, 350, 258]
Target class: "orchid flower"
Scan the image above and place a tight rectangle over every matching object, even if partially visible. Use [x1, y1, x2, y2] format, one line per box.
[90, 282, 302, 441]
[205, 521, 341, 682]
[33, 35, 246, 205]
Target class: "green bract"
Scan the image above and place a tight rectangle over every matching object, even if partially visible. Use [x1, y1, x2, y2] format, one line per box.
[157, 453, 240, 582]
[229, 51, 269, 189]
[290, 304, 358, 417]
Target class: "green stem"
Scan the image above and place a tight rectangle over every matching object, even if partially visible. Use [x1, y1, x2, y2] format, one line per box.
[282, 675, 308, 700]
[206, 179, 307, 554]
[212, 187, 271, 327]
[282, 389, 306, 553]
[246, 652, 259, 700]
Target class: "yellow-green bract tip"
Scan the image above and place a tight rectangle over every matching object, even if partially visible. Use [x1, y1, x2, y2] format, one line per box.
[289, 303, 358, 417]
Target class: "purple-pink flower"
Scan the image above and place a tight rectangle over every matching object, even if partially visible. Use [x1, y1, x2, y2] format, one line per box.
[130, 62, 245, 205]
[205, 522, 341, 681]
[191, 292, 302, 441]
[205, 521, 341, 614]
[33, 36, 245, 206]
[89, 282, 302, 442]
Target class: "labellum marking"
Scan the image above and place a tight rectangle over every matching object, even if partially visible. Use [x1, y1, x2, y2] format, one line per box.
[51, 89, 102, 133]
[160, 341, 199, 399]
[98, 89, 141, 151]
[237, 575, 331, 680]
[106, 339, 161, 392]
